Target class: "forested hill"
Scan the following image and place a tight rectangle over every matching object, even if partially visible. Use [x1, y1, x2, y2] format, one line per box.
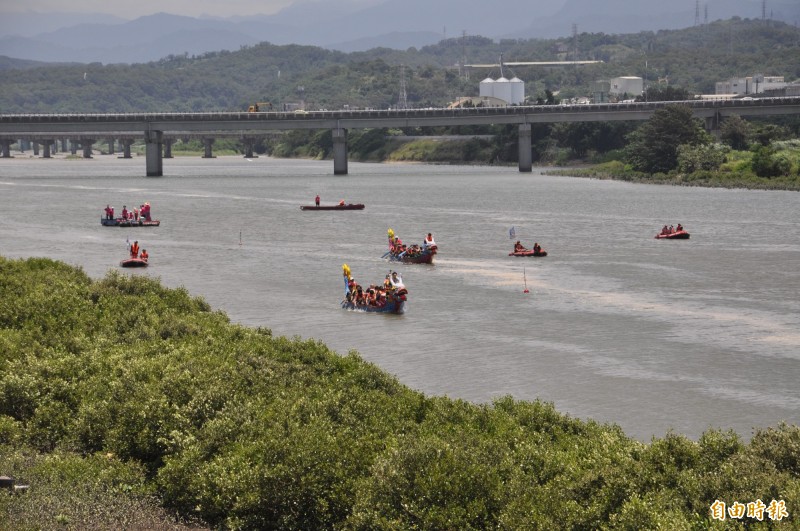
[0, 18, 798, 114]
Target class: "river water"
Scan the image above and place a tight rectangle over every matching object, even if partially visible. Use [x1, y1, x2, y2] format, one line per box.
[1, 155, 799, 441]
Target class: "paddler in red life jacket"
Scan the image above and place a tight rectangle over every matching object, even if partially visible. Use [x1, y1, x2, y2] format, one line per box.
[514, 240, 525, 252]
[339, 199, 345, 206]
[104, 204, 113, 220]
[676, 223, 683, 232]
[533, 242, 542, 254]
[130, 240, 140, 258]
[140, 249, 149, 262]
[122, 206, 128, 220]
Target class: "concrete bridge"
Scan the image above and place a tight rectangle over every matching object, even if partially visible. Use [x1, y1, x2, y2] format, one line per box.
[2, 97, 799, 176]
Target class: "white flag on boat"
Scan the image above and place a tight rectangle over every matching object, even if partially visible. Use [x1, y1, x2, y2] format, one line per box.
[509, 226, 515, 239]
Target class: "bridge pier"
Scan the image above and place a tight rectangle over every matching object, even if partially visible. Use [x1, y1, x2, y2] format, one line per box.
[106, 138, 115, 155]
[61, 139, 68, 152]
[82, 139, 94, 158]
[518, 124, 532, 173]
[705, 113, 721, 141]
[42, 140, 54, 158]
[242, 136, 257, 158]
[1, 139, 12, 158]
[333, 128, 348, 175]
[33, 142, 40, 156]
[163, 138, 174, 158]
[145, 130, 163, 177]
[120, 139, 133, 158]
[202, 137, 215, 158]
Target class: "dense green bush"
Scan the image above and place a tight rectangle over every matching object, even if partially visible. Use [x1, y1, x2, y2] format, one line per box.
[751, 144, 792, 178]
[1, 256, 799, 529]
[676, 143, 728, 173]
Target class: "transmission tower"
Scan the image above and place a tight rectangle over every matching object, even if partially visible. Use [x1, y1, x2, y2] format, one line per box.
[398, 65, 408, 110]
[704, 3, 708, 25]
[695, 0, 700, 26]
[572, 23, 578, 62]
[461, 30, 468, 80]
[762, 0, 767, 20]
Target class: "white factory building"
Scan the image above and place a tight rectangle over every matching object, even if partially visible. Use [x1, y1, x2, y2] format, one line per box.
[609, 76, 644, 97]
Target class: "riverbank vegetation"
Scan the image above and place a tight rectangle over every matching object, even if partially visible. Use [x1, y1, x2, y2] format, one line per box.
[545, 106, 800, 190]
[2, 256, 799, 528]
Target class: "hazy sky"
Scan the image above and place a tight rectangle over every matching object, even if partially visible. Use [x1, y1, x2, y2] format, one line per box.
[0, 0, 301, 18]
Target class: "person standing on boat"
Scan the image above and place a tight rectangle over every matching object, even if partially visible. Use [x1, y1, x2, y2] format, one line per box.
[122, 205, 128, 220]
[389, 271, 404, 289]
[104, 204, 113, 220]
[130, 240, 140, 258]
[315, 195, 320, 207]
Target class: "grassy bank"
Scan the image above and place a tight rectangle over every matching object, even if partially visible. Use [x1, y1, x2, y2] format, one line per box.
[1, 256, 798, 529]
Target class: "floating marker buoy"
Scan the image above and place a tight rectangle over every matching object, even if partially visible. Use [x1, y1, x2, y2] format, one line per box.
[523, 267, 530, 294]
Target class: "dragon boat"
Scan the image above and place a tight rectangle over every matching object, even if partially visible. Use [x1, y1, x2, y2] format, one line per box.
[340, 264, 407, 314]
[384, 228, 437, 264]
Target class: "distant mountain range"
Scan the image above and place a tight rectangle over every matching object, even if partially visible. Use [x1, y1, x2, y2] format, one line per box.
[1, 0, 798, 64]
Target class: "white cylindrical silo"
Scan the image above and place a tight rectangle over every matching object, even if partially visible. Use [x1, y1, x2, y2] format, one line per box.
[510, 77, 525, 104]
[494, 77, 511, 104]
[479, 77, 495, 98]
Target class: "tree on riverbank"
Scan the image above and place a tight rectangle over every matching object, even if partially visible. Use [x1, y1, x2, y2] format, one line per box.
[624, 105, 710, 174]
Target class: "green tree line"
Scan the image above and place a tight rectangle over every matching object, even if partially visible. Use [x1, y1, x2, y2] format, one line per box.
[1, 256, 799, 528]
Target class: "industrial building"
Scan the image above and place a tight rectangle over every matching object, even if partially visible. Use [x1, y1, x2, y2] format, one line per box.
[609, 76, 644, 98]
[715, 75, 788, 95]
